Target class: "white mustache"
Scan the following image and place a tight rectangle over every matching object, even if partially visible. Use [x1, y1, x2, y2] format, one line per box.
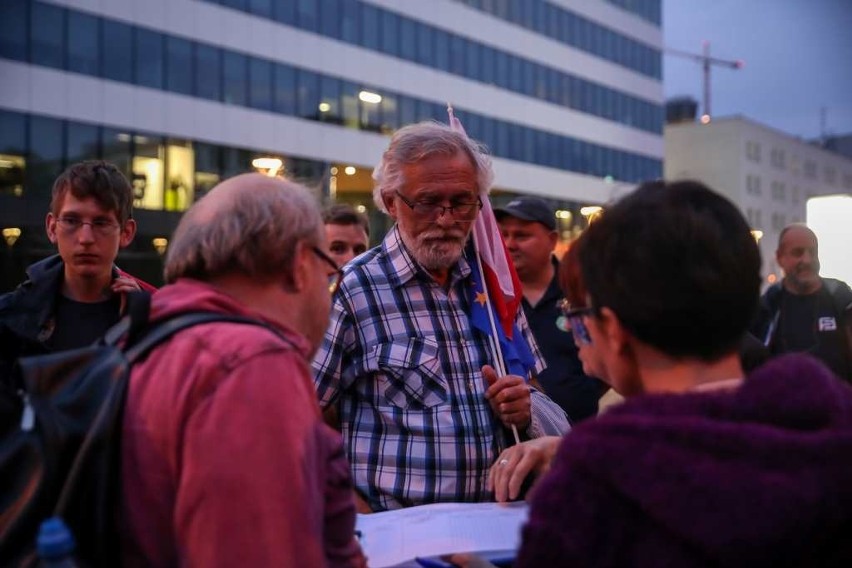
[420, 231, 466, 242]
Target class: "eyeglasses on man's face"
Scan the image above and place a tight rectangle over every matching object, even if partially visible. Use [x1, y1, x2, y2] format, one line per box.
[556, 299, 593, 345]
[56, 216, 121, 237]
[394, 191, 482, 221]
[311, 246, 344, 295]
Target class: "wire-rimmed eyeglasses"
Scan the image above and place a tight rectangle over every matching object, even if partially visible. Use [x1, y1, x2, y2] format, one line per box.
[55, 216, 120, 237]
[556, 299, 593, 345]
[395, 191, 482, 221]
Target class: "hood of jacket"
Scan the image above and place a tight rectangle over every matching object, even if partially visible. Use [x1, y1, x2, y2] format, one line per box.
[537, 353, 852, 563]
[148, 278, 312, 357]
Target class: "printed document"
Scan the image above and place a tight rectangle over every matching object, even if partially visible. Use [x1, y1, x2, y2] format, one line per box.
[355, 501, 528, 568]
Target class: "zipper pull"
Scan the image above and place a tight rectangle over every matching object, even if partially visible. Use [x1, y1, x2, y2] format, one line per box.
[20, 393, 35, 431]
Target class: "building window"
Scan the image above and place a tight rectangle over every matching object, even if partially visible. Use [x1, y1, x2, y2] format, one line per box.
[318, 75, 342, 124]
[222, 51, 248, 106]
[248, 0, 273, 17]
[746, 174, 762, 196]
[102, 127, 133, 180]
[340, 80, 360, 129]
[194, 44, 222, 101]
[165, 36, 193, 96]
[296, 69, 320, 120]
[66, 121, 100, 165]
[67, 11, 100, 76]
[319, 0, 341, 38]
[102, 20, 133, 83]
[27, 116, 64, 202]
[165, 139, 195, 211]
[193, 142, 221, 201]
[340, 0, 360, 44]
[0, 110, 27, 197]
[273, 63, 297, 116]
[31, 1, 65, 70]
[770, 181, 786, 202]
[0, 0, 29, 62]
[248, 57, 273, 111]
[745, 141, 761, 162]
[132, 135, 165, 210]
[770, 148, 785, 169]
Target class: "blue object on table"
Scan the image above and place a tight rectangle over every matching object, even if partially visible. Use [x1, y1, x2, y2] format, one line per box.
[414, 557, 455, 568]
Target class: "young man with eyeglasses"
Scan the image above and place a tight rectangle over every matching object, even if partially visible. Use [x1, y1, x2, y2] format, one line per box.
[312, 122, 569, 513]
[0, 160, 154, 385]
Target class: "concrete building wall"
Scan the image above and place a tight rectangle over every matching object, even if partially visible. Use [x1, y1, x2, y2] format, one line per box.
[665, 116, 852, 282]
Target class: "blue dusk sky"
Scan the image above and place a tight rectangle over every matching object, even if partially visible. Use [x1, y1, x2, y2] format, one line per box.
[663, 0, 852, 140]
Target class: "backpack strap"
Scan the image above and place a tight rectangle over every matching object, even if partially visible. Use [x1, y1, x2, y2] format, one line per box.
[53, 312, 286, 519]
[124, 312, 290, 363]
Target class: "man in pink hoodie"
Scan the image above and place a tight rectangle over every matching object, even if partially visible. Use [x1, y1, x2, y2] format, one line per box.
[120, 173, 366, 567]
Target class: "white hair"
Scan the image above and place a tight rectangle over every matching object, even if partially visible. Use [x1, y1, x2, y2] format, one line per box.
[372, 121, 494, 213]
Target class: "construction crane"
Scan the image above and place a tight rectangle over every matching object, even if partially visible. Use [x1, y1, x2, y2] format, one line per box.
[666, 41, 743, 123]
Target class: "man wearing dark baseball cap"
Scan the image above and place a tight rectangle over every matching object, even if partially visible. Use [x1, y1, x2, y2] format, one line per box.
[496, 196, 607, 424]
[495, 197, 557, 231]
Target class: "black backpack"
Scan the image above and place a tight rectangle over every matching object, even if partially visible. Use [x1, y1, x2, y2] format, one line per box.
[0, 294, 271, 566]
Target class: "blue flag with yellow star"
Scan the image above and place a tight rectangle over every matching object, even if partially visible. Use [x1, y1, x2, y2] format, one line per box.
[468, 249, 537, 380]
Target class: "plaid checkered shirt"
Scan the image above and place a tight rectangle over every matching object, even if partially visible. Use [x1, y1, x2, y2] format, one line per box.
[312, 226, 570, 511]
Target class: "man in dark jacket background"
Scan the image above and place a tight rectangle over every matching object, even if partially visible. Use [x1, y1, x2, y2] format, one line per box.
[496, 196, 607, 424]
[0, 160, 153, 386]
[751, 223, 852, 381]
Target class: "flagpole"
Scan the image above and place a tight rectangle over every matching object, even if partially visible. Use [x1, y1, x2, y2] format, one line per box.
[449, 102, 522, 445]
[472, 230, 522, 445]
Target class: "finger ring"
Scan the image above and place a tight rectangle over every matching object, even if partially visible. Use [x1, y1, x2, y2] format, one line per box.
[499, 459, 509, 466]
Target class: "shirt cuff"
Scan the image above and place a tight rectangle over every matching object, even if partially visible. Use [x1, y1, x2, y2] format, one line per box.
[526, 389, 571, 437]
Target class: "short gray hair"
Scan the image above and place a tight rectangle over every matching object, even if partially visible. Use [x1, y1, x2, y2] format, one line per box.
[372, 121, 494, 213]
[164, 174, 323, 285]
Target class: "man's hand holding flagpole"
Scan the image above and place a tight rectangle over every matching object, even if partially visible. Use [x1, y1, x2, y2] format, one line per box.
[448, 104, 537, 445]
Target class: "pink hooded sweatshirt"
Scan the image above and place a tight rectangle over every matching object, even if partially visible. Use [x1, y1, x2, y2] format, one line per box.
[121, 279, 364, 567]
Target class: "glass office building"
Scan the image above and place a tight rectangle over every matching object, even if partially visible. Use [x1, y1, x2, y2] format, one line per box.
[0, 0, 663, 288]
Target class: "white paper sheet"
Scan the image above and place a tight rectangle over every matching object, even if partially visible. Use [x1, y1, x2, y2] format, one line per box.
[355, 501, 528, 568]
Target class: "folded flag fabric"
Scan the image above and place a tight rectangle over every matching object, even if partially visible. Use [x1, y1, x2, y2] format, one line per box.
[466, 243, 536, 380]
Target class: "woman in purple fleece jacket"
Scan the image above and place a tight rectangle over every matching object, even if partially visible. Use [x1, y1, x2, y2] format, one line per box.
[486, 181, 852, 567]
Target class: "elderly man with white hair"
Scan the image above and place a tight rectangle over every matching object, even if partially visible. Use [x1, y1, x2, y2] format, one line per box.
[312, 122, 569, 513]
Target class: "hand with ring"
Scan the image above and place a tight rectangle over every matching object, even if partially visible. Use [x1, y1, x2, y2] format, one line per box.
[488, 436, 562, 503]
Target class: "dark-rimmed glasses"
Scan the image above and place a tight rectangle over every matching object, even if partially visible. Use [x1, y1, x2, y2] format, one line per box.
[56, 216, 120, 237]
[395, 191, 482, 221]
[556, 299, 593, 345]
[311, 246, 344, 295]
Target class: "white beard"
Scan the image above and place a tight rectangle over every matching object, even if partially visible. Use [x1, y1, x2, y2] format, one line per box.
[397, 220, 471, 272]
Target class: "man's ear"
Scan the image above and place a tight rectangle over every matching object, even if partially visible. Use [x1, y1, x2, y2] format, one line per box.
[45, 212, 57, 244]
[383, 192, 398, 220]
[120, 218, 137, 248]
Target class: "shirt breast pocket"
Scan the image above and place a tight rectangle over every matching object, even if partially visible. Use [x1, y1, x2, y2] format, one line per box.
[369, 338, 447, 410]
